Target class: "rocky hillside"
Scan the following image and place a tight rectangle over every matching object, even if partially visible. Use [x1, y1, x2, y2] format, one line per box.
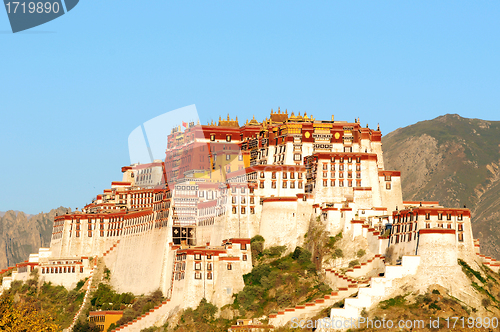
[0, 207, 69, 269]
[383, 114, 500, 259]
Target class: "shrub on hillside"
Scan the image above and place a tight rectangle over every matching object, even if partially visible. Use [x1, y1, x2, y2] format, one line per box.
[332, 248, 343, 259]
[348, 260, 360, 268]
[234, 246, 329, 314]
[90, 283, 134, 311]
[113, 290, 163, 328]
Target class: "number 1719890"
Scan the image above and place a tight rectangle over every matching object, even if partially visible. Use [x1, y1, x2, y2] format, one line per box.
[5, 2, 60, 14]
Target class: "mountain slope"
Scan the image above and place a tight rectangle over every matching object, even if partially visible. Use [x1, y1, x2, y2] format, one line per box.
[0, 207, 69, 269]
[383, 114, 500, 258]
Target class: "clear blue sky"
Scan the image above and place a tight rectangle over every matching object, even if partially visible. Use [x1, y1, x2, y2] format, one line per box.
[1, 1, 499, 214]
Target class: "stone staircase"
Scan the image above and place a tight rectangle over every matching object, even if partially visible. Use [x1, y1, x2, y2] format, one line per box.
[66, 256, 100, 331]
[344, 255, 385, 279]
[316, 255, 421, 331]
[111, 299, 175, 331]
[66, 241, 120, 331]
[268, 260, 376, 328]
[476, 253, 500, 272]
[103, 240, 121, 257]
[268, 286, 363, 327]
[473, 239, 499, 272]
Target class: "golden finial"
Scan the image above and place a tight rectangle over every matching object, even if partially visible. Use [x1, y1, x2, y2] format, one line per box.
[285, 109, 288, 114]
[278, 107, 281, 114]
[377, 124, 380, 131]
[271, 109, 274, 114]
[236, 116, 238, 122]
[227, 114, 230, 120]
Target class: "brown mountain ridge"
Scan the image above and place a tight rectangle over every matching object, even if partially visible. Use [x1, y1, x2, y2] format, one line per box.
[0, 207, 69, 269]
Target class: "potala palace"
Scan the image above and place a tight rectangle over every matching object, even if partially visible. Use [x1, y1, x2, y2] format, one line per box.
[1, 109, 496, 331]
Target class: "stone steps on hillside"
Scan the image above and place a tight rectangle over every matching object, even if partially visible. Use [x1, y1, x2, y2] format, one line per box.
[111, 299, 174, 332]
[316, 255, 421, 331]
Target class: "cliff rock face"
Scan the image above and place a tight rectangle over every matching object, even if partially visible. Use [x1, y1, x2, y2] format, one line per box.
[0, 207, 69, 269]
[383, 114, 500, 258]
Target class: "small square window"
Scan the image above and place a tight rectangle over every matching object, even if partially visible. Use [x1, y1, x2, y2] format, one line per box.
[210, 134, 215, 141]
[227, 263, 232, 270]
[226, 135, 232, 142]
[243, 254, 247, 261]
[386, 183, 391, 190]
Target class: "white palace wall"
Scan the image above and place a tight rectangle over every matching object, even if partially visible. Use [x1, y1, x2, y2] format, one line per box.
[106, 227, 171, 295]
[260, 199, 299, 249]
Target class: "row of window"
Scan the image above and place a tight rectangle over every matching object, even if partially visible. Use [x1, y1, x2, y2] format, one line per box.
[41, 266, 83, 273]
[232, 206, 255, 214]
[392, 231, 465, 244]
[232, 197, 255, 204]
[89, 316, 105, 323]
[210, 134, 233, 142]
[323, 163, 362, 171]
[260, 181, 304, 189]
[264, 172, 304, 180]
[396, 213, 465, 222]
[322, 180, 362, 187]
[322, 171, 361, 179]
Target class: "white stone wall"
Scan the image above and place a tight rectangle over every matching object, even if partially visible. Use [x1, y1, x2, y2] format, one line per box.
[260, 200, 299, 249]
[107, 227, 171, 295]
